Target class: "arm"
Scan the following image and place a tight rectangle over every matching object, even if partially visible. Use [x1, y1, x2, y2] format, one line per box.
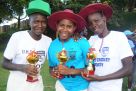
[58, 64, 84, 75]
[2, 57, 38, 76]
[82, 56, 133, 81]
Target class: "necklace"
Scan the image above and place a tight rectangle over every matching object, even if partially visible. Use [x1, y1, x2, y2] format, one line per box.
[91, 36, 104, 53]
[99, 38, 104, 52]
[98, 31, 111, 52]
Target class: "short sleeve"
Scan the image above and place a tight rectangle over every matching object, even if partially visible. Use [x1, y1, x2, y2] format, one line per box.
[119, 33, 134, 59]
[88, 35, 98, 46]
[47, 43, 59, 67]
[77, 38, 91, 65]
[4, 33, 18, 60]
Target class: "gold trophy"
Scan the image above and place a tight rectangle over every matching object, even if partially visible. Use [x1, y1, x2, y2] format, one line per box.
[83, 48, 96, 77]
[56, 48, 68, 79]
[26, 50, 39, 82]
[58, 48, 68, 64]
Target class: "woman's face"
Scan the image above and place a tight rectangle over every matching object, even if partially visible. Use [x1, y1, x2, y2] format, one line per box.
[87, 12, 107, 35]
[29, 13, 47, 36]
[57, 19, 76, 41]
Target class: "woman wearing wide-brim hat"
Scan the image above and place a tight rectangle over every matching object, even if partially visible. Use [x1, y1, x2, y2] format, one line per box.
[79, 3, 133, 91]
[48, 9, 90, 91]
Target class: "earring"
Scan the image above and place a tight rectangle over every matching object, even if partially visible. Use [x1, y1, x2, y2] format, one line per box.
[56, 30, 59, 38]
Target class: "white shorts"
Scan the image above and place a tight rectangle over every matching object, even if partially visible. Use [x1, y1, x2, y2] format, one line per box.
[55, 80, 87, 91]
[7, 71, 43, 91]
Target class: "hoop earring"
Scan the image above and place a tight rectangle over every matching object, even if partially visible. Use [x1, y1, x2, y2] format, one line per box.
[56, 30, 59, 38]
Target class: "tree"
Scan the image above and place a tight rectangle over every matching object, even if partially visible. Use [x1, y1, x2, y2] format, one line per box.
[0, 0, 29, 29]
[0, 0, 13, 22]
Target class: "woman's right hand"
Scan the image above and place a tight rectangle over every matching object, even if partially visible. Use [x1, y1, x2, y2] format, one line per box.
[23, 64, 38, 76]
[50, 67, 64, 79]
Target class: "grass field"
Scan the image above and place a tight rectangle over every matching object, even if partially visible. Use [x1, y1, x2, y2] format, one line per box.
[0, 44, 135, 91]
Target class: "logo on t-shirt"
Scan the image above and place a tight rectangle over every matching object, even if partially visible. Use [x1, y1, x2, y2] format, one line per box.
[22, 50, 45, 68]
[100, 47, 109, 57]
[67, 50, 76, 60]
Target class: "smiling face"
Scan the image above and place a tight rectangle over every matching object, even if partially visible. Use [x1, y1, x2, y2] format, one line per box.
[29, 13, 47, 37]
[87, 12, 107, 36]
[57, 19, 76, 41]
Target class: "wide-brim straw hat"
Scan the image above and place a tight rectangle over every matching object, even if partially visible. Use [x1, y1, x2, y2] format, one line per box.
[48, 9, 86, 32]
[79, 3, 113, 21]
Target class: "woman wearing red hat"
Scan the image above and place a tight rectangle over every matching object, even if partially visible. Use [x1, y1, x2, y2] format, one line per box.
[48, 9, 90, 91]
[79, 3, 133, 91]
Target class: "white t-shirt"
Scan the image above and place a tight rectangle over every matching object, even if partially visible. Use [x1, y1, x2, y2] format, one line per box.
[88, 31, 133, 91]
[4, 30, 52, 91]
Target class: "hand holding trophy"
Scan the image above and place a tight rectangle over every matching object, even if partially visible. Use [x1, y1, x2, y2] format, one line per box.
[26, 50, 39, 82]
[83, 48, 96, 77]
[56, 48, 68, 79]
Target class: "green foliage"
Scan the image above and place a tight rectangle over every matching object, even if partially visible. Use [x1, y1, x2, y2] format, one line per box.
[0, 0, 29, 23]
[123, 12, 136, 29]
[0, 0, 13, 21]
[47, 0, 61, 12]
[0, 27, 18, 44]
[64, 1, 83, 13]
[108, 11, 136, 31]
[48, 0, 92, 13]
[0, 32, 10, 44]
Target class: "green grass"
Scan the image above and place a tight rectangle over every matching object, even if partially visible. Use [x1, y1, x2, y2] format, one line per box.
[0, 44, 9, 91]
[41, 61, 56, 91]
[0, 44, 136, 91]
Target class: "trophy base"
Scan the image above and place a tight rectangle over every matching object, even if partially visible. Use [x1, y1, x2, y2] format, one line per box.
[57, 74, 64, 79]
[83, 70, 94, 77]
[26, 75, 38, 82]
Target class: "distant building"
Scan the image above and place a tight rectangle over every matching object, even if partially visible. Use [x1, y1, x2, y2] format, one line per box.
[0, 26, 2, 32]
[20, 19, 29, 30]
[0, 19, 29, 33]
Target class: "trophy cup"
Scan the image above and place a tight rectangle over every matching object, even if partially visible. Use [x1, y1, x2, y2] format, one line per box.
[83, 48, 96, 77]
[56, 48, 68, 79]
[26, 50, 39, 82]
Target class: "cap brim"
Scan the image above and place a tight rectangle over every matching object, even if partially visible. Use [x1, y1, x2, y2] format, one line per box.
[26, 9, 50, 16]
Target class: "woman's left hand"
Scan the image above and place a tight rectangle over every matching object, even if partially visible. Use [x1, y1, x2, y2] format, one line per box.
[58, 64, 70, 75]
[81, 70, 102, 81]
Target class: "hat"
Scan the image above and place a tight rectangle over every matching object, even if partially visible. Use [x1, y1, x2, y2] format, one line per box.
[124, 30, 134, 35]
[48, 9, 86, 32]
[79, 3, 113, 21]
[26, 0, 51, 16]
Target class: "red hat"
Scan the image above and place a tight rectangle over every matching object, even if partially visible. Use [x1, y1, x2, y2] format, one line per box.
[79, 3, 113, 21]
[48, 9, 86, 32]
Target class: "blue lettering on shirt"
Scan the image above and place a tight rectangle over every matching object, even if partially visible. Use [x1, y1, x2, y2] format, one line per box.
[94, 58, 110, 67]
